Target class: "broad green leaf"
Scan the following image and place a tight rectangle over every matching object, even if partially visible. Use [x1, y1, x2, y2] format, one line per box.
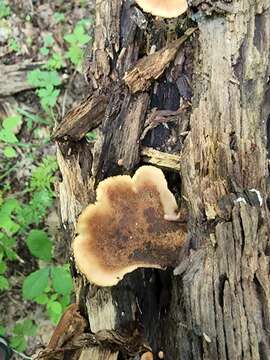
[59, 293, 70, 309]
[35, 293, 49, 305]
[0, 325, 5, 336]
[27, 69, 61, 88]
[10, 335, 27, 352]
[66, 45, 83, 66]
[0, 198, 21, 234]
[0, 261, 7, 274]
[26, 230, 52, 261]
[0, 128, 18, 143]
[47, 300, 62, 324]
[4, 146, 16, 158]
[51, 266, 73, 295]
[39, 47, 49, 56]
[43, 34, 54, 47]
[23, 268, 50, 300]
[3, 115, 22, 131]
[21, 319, 37, 336]
[0, 275, 9, 290]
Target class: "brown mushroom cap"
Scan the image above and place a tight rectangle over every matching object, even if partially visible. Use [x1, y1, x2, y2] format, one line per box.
[73, 166, 187, 287]
[135, 0, 188, 18]
[141, 352, 154, 360]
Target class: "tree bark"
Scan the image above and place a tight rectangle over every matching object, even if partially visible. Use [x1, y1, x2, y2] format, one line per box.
[53, 1, 270, 359]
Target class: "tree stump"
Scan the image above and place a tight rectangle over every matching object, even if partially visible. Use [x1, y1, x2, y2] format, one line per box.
[52, 1, 270, 359]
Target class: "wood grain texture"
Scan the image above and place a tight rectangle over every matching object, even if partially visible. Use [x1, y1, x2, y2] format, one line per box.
[55, 0, 270, 359]
[0, 61, 44, 96]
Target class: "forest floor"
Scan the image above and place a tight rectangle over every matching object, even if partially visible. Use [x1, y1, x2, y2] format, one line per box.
[0, 0, 94, 358]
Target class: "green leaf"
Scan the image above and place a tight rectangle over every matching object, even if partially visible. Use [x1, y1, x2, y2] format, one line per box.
[0, 325, 6, 336]
[0, 1, 10, 19]
[66, 45, 83, 66]
[10, 335, 27, 352]
[74, 25, 90, 44]
[21, 319, 37, 336]
[27, 69, 61, 88]
[40, 47, 49, 56]
[51, 266, 73, 295]
[53, 12, 65, 23]
[4, 146, 16, 158]
[35, 293, 49, 305]
[23, 268, 50, 300]
[46, 53, 64, 70]
[5, 247, 17, 260]
[59, 293, 70, 309]
[43, 34, 54, 47]
[0, 198, 21, 234]
[3, 115, 22, 131]
[47, 300, 62, 324]
[0, 261, 7, 274]
[26, 230, 52, 261]
[0, 128, 18, 143]
[38, 87, 60, 110]
[0, 275, 9, 290]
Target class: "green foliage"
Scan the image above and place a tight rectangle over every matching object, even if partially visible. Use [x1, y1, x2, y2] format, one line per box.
[0, 7, 95, 351]
[39, 34, 54, 56]
[23, 268, 50, 299]
[86, 131, 97, 141]
[27, 69, 61, 113]
[0, 0, 10, 18]
[51, 265, 73, 295]
[0, 155, 57, 291]
[17, 108, 50, 129]
[0, 325, 5, 336]
[46, 52, 65, 70]
[10, 319, 37, 352]
[53, 12, 65, 23]
[8, 38, 21, 53]
[23, 265, 72, 324]
[30, 155, 57, 191]
[64, 22, 91, 68]
[0, 115, 22, 157]
[26, 230, 52, 261]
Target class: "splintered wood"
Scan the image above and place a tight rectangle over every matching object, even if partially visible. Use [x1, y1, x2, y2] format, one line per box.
[53, 94, 108, 141]
[123, 28, 196, 93]
[141, 147, 181, 172]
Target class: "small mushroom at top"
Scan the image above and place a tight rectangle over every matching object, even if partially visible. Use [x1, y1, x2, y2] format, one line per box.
[73, 166, 187, 287]
[141, 352, 154, 360]
[135, 0, 188, 18]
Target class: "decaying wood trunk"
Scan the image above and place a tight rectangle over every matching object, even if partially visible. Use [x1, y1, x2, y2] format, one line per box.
[51, 0, 270, 359]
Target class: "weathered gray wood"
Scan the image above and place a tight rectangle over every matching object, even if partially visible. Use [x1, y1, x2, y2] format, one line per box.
[0, 62, 44, 96]
[54, 0, 270, 359]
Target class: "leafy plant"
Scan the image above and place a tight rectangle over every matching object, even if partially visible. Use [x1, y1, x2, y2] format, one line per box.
[39, 34, 54, 56]
[46, 52, 65, 70]
[17, 108, 50, 129]
[64, 22, 91, 69]
[27, 69, 61, 113]
[53, 12, 65, 23]
[8, 38, 20, 53]
[10, 319, 37, 352]
[86, 131, 97, 141]
[23, 265, 73, 324]
[0, 0, 10, 18]
[0, 115, 22, 158]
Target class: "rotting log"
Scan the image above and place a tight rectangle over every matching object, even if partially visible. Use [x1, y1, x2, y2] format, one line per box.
[0, 61, 44, 96]
[49, 1, 270, 359]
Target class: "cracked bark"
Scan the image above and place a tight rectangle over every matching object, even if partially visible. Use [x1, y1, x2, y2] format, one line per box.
[54, 1, 270, 359]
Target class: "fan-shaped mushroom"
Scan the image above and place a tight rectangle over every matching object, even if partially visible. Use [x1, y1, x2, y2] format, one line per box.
[73, 166, 187, 286]
[135, 0, 188, 18]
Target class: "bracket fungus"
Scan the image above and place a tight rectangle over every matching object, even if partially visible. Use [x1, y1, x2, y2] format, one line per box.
[73, 166, 187, 287]
[135, 0, 188, 18]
